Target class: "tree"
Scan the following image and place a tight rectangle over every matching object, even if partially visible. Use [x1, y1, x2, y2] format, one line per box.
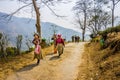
[97, 0, 120, 27]
[74, 13, 86, 41]
[0, 33, 9, 60]
[16, 35, 23, 55]
[73, 0, 92, 41]
[91, 0, 103, 34]
[86, 0, 111, 35]
[88, 10, 112, 35]
[2, 0, 65, 38]
[110, 0, 120, 27]
[101, 12, 112, 29]
[51, 24, 58, 35]
[25, 36, 32, 51]
[32, 0, 41, 37]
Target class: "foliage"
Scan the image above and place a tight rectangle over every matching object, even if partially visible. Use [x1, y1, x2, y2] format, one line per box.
[29, 47, 34, 52]
[16, 35, 23, 55]
[50, 42, 54, 45]
[89, 34, 96, 39]
[6, 47, 17, 56]
[0, 33, 9, 60]
[88, 11, 112, 35]
[25, 37, 33, 52]
[0, 33, 2, 39]
[42, 38, 46, 42]
[41, 38, 51, 48]
[89, 25, 120, 38]
[98, 25, 120, 35]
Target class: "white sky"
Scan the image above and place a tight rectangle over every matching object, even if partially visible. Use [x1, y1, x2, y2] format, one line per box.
[0, 0, 120, 33]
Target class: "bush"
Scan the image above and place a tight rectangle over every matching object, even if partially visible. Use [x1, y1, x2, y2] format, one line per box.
[89, 34, 96, 39]
[41, 38, 47, 48]
[50, 42, 54, 45]
[6, 47, 17, 56]
[99, 25, 120, 36]
[29, 47, 34, 52]
[42, 38, 46, 42]
[21, 47, 34, 54]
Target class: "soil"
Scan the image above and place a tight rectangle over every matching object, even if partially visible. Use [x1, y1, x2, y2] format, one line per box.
[5, 43, 86, 80]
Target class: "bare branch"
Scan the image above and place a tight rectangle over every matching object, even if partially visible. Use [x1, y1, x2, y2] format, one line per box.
[77, 13, 84, 29]
[18, 0, 31, 4]
[27, 6, 34, 23]
[41, 0, 66, 17]
[115, 0, 120, 5]
[2, 3, 32, 21]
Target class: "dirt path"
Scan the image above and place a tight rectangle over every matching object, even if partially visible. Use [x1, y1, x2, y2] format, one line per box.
[6, 42, 86, 80]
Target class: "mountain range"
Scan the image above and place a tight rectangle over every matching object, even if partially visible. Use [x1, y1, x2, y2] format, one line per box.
[0, 12, 88, 50]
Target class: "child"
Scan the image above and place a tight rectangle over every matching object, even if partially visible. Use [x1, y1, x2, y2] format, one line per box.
[32, 33, 43, 65]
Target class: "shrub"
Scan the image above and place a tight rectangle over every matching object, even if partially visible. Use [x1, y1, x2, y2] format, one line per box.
[29, 47, 34, 52]
[41, 38, 47, 48]
[42, 38, 46, 42]
[99, 25, 120, 36]
[6, 47, 17, 56]
[89, 34, 96, 39]
[50, 42, 54, 45]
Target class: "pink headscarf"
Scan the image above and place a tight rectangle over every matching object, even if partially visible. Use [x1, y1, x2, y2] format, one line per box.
[57, 34, 61, 38]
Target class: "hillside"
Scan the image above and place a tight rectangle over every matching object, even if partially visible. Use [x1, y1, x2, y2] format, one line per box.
[76, 31, 120, 80]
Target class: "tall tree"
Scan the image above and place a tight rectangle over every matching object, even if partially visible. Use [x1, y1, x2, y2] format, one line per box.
[2, 0, 65, 38]
[32, 0, 41, 37]
[87, 0, 107, 35]
[51, 24, 58, 35]
[110, 0, 120, 27]
[73, 0, 92, 41]
[97, 0, 120, 27]
[88, 11, 111, 34]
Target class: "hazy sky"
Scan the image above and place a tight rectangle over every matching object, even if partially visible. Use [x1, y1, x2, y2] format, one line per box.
[0, 0, 120, 33]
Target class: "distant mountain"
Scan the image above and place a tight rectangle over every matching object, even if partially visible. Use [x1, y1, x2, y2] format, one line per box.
[0, 12, 89, 50]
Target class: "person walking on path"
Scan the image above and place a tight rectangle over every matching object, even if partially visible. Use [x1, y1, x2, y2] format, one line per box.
[72, 36, 75, 42]
[53, 34, 57, 54]
[32, 33, 43, 65]
[55, 34, 65, 57]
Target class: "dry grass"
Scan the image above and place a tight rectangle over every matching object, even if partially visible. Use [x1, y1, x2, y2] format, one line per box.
[77, 34, 120, 80]
[0, 45, 54, 80]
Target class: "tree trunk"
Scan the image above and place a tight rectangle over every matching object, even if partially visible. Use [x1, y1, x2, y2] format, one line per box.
[82, 11, 87, 42]
[0, 45, 7, 61]
[32, 0, 41, 38]
[82, 30, 85, 41]
[112, 4, 115, 27]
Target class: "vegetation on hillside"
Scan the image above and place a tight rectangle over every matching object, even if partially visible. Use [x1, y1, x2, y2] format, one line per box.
[99, 25, 120, 35]
[77, 25, 120, 80]
[0, 32, 51, 62]
[0, 44, 54, 80]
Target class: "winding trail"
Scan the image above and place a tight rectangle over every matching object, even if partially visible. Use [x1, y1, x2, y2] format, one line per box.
[6, 42, 86, 80]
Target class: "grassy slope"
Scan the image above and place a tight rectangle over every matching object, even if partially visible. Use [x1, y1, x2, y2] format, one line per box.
[0, 45, 54, 80]
[77, 33, 120, 80]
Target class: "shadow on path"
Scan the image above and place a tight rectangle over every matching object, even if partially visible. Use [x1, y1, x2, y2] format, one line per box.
[17, 63, 37, 72]
[46, 52, 55, 56]
[49, 55, 60, 60]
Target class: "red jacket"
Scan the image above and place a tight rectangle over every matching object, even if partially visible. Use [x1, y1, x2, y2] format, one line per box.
[55, 38, 65, 46]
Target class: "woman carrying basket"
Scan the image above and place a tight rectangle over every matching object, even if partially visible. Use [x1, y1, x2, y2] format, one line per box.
[32, 33, 43, 65]
[55, 34, 65, 57]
